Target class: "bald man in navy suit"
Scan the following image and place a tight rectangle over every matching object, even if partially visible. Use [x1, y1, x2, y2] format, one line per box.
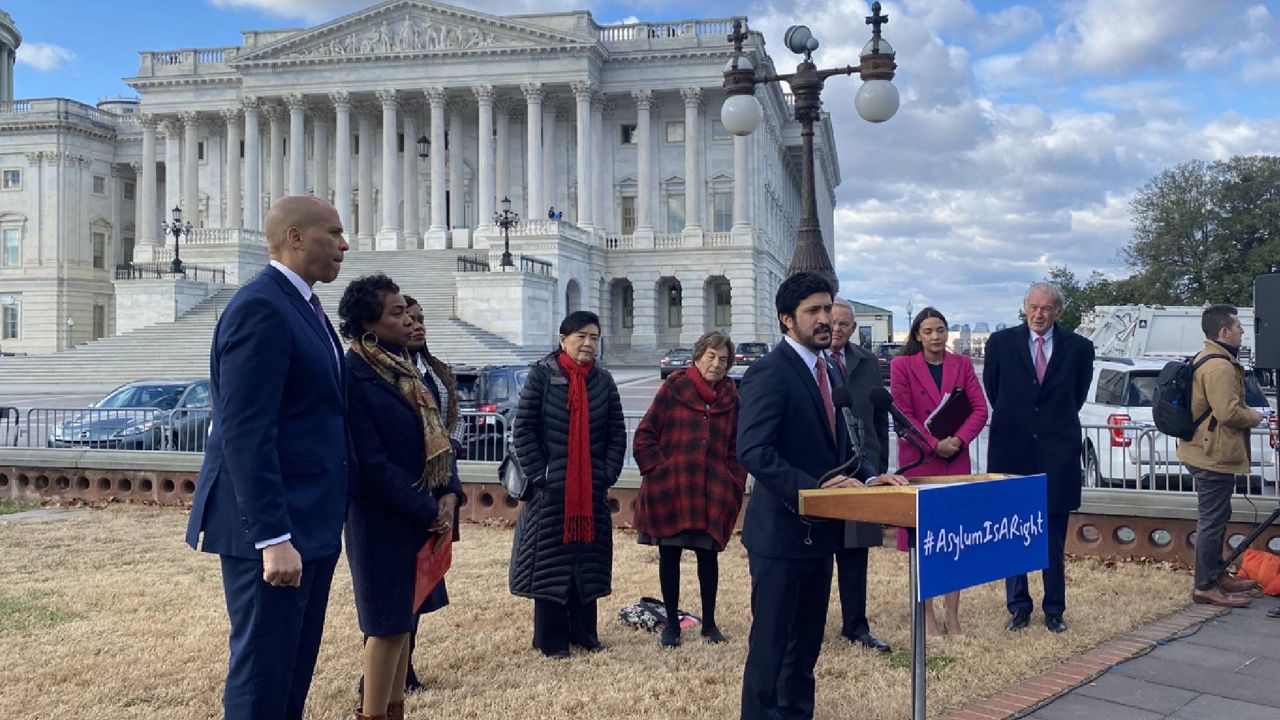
[186, 196, 352, 720]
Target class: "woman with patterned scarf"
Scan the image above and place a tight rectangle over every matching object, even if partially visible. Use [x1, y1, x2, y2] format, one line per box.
[509, 311, 628, 658]
[338, 274, 464, 720]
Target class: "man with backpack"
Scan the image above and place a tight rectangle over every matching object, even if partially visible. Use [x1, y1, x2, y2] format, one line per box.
[1175, 304, 1264, 608]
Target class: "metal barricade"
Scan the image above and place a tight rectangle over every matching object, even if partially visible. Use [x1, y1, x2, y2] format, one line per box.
[457, 411, 509, 463]
[166, 408, 214, 452]
[0, 406, 18, 447]
[29, 407, 168, 450]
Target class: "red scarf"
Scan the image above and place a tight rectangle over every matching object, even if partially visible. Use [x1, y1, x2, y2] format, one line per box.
[684, 365, 720, 405]
[557, 352, 594, 544]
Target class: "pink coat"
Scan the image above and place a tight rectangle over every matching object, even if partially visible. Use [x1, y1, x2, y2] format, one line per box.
[889, 351, 989, 478]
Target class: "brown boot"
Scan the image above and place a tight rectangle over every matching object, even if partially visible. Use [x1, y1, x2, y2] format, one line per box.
[387, 701, 405, 720]
[354, 711, 386, 720]
[1218, 574, 1259, 594]
[1192, 587, 1251, 608]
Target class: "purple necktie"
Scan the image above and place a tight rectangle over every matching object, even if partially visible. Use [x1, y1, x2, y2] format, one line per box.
[1034, 336, 1047, 384]
[309, 293, 328, 331]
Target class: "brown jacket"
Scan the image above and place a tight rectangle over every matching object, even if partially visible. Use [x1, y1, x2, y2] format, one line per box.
[1175, 339, 1264, 474]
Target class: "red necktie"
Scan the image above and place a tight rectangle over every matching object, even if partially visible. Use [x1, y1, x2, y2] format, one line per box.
[1034, 336, 1047, 384]
[832, 349, 847, 378]
[816, 357, 836, 440]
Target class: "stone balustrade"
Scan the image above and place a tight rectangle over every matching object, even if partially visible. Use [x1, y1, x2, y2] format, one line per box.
[136, 47, 239, 77]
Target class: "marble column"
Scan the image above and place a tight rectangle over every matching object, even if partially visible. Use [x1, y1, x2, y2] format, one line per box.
[138, 115, 158, 247]
[733, 133, 749, 229]
[400, 100, 420, 246]
[542, 98, 558, 218]
[376, 89, 402, 249]
[242, 97, 262, 231]
[473, 84, 495, 234]
[424, 87, 448, 247]
[285, 93, 307, 196]
[180, 112, 199, 225]
[447, 97, 464, 236]
[571, 81, 593, 230]
[632, 90, 654, 241]
[494, 97, 512, 206]
[162, 119, 181, 222]
[521, 83, 544, 220]
[681, 88, 703, 236]
[590, 94, 605, 230]
[357, 105, 375, 250]
[313, 110, 330, 204]
[265, 103, 285, 205]
[331, 91, 352, 233]
[221, 108, 242, 229]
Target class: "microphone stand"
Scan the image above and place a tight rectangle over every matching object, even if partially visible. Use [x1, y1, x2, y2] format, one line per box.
[819, 408, 866, 485]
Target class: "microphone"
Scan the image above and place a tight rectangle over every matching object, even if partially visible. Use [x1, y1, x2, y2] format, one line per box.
[819, 385, 864, 484]
[868, 386, 929, 475]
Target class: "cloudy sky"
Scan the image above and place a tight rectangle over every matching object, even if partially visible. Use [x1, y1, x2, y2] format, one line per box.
[7, 0, 1280, 325]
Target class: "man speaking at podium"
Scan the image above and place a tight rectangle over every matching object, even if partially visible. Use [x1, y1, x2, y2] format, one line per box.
[737, 272, 906, 720]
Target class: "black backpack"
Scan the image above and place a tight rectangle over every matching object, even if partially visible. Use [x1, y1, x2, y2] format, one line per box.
[1152, 356, 1225, 440]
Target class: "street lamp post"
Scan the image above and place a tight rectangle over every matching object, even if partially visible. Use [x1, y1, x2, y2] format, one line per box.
[493, 196, 519, 270]
[160, 205, 193, 276]
[721, 2, 899, 292]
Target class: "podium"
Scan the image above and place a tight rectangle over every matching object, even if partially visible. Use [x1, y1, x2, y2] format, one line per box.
[800, 473, 1049, 720]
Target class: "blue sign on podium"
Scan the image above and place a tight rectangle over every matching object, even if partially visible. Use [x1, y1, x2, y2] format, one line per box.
[915, 474, 1049, 601]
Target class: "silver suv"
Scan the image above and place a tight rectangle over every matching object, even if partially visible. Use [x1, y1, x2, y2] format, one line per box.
[1079, 357, 1277, 492]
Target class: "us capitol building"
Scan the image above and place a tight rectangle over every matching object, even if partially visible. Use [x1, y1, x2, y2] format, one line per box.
[0, 0, 848, 361]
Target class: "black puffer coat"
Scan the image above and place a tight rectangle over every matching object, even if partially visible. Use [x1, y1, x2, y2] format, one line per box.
[509, 353, 627, 604]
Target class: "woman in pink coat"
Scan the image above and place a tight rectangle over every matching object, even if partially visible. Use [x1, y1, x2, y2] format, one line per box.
[890, 307, 989, 637]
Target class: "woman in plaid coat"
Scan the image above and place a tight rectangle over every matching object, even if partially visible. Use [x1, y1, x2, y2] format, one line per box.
[633, 331, 748, 647]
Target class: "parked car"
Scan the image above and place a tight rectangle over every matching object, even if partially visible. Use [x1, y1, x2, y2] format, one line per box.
[875, 342, 903, 383]
[734, 342, 770, 366]
[47, 379, 212, 451]
[659, 348, 693, 379]
[454, 364, 529, 461]
[1079, 357, 1278, 491]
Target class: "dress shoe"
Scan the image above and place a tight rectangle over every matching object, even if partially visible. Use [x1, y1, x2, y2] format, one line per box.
[1267, 606, 1280, 619]
[1005, 611, 1031, 631]
[1044, 614, 1068, 634]
[660, 624, 681, 647]
[1192, 587, 1251, 608]
[700, 623, 728, 644]
[849, 631, 892, 653]
[1218, 574, 1259, 594]
[573, 639, 608, 653]
[543, 648, 571, 659]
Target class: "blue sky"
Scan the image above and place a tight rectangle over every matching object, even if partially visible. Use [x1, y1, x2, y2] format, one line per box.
[9, 0, 1280, 325]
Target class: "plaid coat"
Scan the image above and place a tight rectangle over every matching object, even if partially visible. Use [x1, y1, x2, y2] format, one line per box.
[632, 371, 748, 550]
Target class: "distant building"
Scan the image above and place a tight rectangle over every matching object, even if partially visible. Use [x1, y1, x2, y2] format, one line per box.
[847, 300, 893, 348]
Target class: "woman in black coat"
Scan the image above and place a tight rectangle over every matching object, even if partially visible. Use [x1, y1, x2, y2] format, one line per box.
[339, 274, 464, 720]
[509, 310, 627, 658]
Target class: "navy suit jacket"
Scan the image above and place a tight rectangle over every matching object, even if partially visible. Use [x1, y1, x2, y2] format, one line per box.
[186, 265, 352, 561]
[983, 322, 1094, 514]
[737, 340, 876, 559]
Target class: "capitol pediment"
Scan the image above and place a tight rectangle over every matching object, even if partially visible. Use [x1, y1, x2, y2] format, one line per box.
[231, 0, 592, 64]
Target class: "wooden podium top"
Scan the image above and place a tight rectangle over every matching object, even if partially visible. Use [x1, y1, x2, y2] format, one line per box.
[798, 474, 1014, 527]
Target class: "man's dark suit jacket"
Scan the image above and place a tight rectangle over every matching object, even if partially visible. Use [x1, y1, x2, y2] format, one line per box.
[738, 340, 876, 559]
[828, 343, 889, 548]
[983, 322, 1094, 514]
[186, 265, 351, 560]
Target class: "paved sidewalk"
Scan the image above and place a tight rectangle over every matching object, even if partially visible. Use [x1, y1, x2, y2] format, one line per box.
[946, 600, 1280, 720]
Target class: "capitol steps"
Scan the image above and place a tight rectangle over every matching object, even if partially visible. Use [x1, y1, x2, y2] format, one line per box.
[0, 249, 548, 392]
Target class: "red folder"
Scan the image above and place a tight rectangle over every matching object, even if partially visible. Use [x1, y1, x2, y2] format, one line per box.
[413, 531, 453, 611]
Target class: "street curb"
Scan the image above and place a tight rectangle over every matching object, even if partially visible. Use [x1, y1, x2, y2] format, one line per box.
[940, 603, 1227, 720]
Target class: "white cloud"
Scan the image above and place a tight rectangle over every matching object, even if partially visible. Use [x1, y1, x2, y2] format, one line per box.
[15, 42, 75, 72]
[744, 0, 1280, 325]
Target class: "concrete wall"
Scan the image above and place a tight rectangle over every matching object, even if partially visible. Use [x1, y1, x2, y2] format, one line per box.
[454, 270, 556, 350]
[114, 279, 221, 335]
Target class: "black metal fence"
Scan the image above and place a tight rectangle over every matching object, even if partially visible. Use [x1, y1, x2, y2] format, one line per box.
[520, 255, 553, 276]
[456, 254, 490, 273]
[12, 407, 213, 452]
[115, 262, 226, 284]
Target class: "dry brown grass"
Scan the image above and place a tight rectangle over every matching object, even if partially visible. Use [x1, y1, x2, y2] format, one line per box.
[0, 506, 1190, 720]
